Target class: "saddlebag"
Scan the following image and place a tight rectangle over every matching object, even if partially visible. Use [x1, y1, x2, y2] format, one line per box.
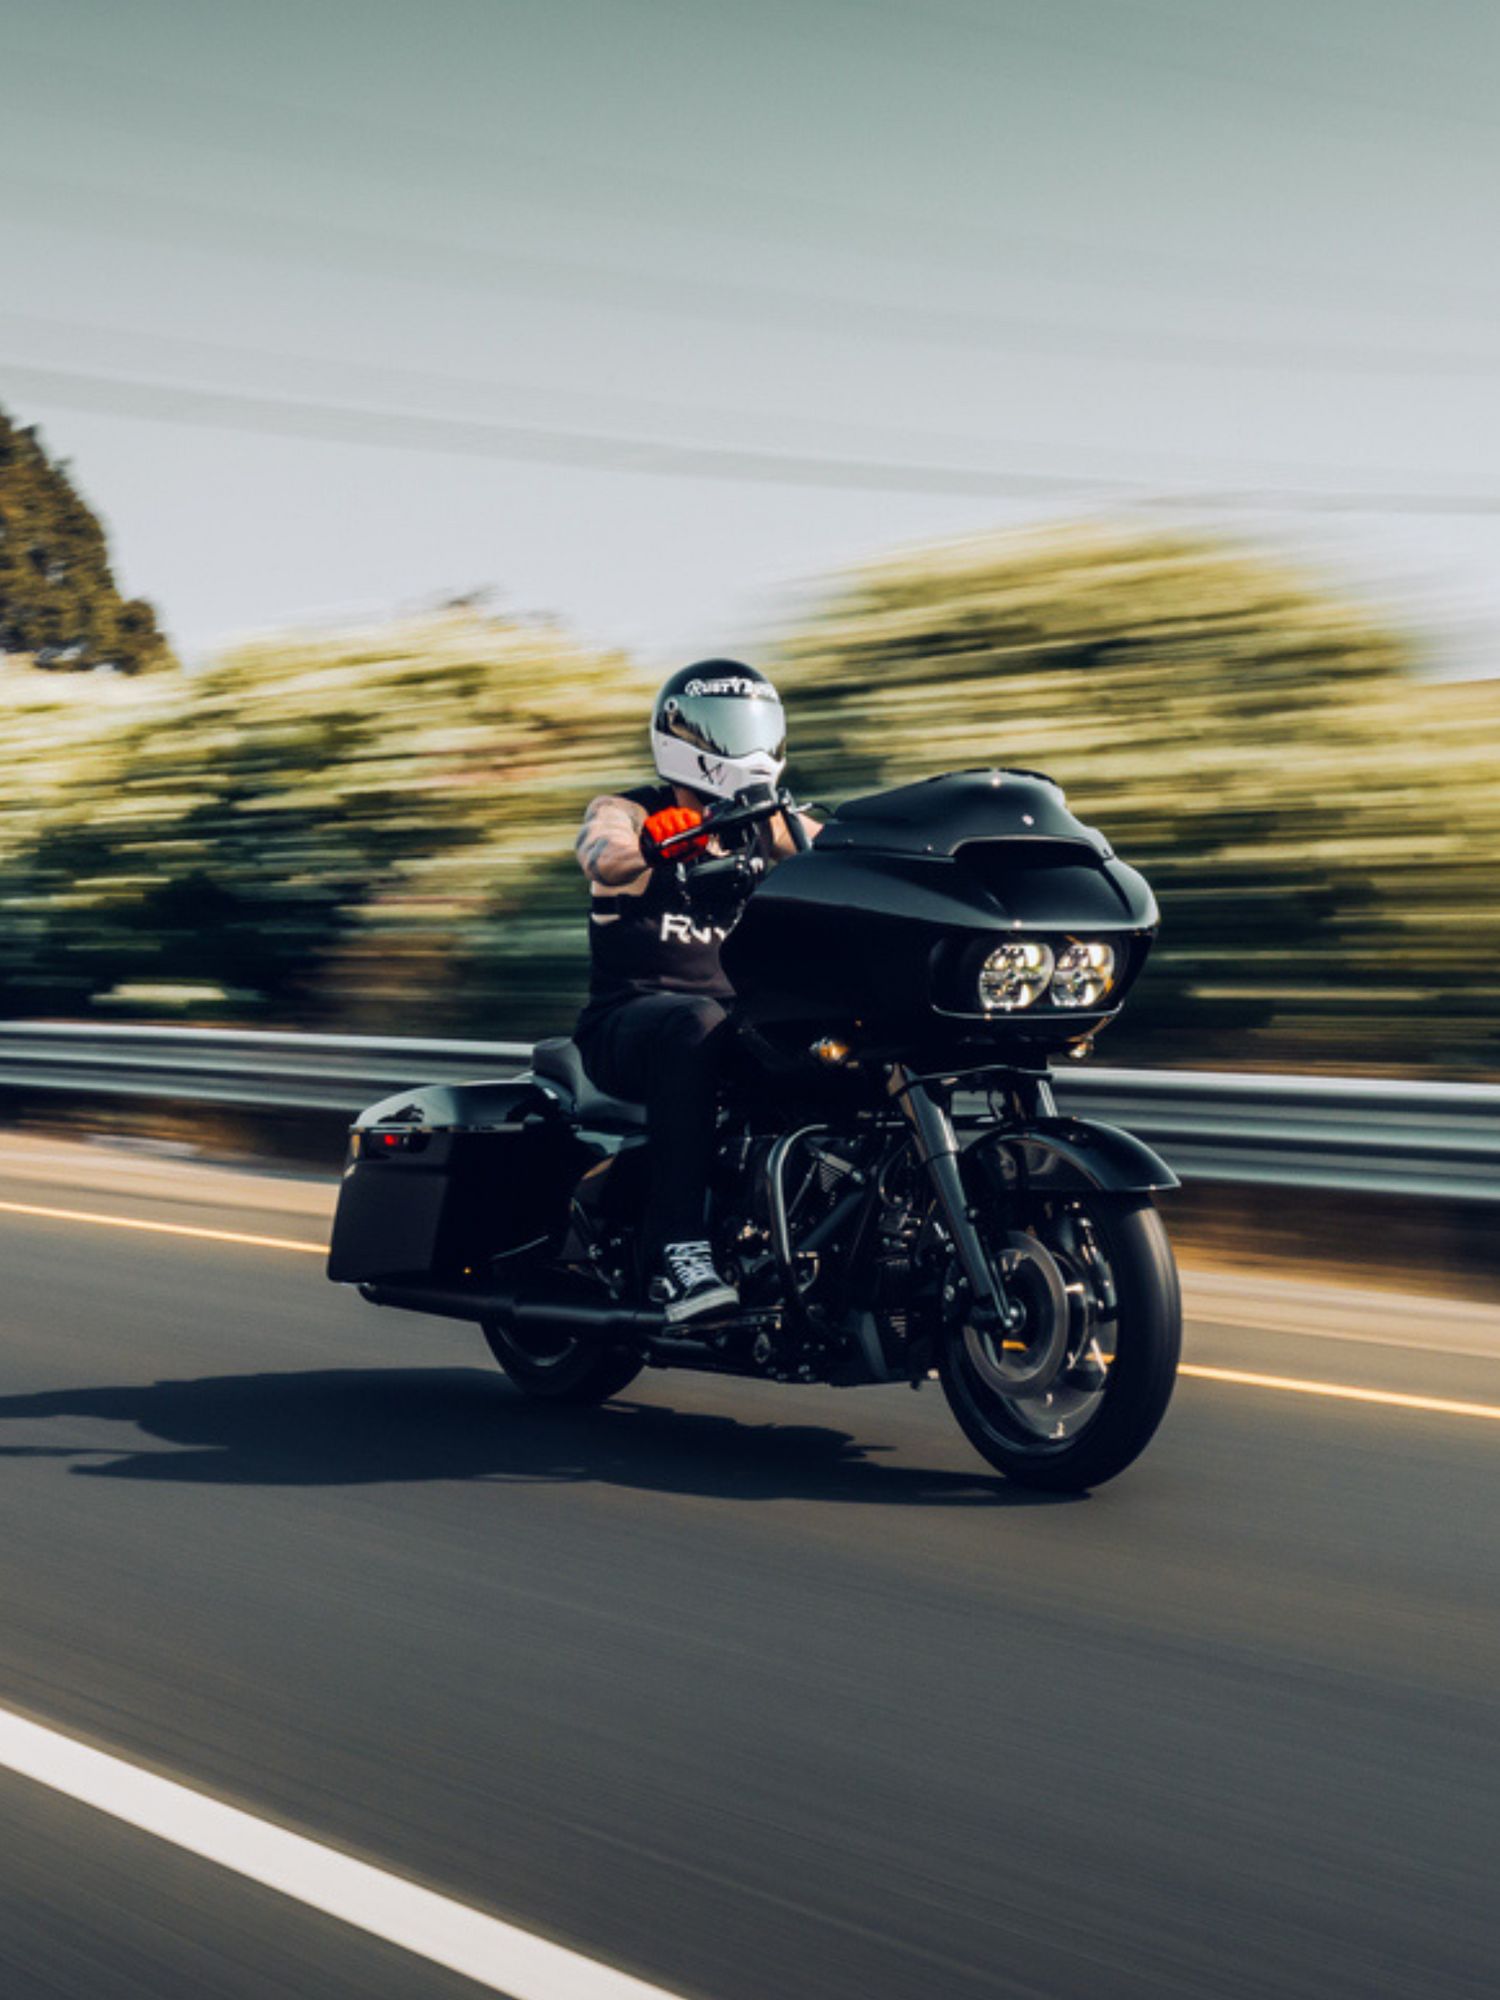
[327, 1077, 590, 1284]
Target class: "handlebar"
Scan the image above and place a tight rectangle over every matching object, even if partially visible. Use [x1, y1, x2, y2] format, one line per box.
[684, 851, 766, 896]
[654, 785, 811, 863]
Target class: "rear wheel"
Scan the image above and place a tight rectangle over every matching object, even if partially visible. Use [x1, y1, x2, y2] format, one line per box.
[481, 1320, 643, 1405]
[937, 1194, 1179, 1491]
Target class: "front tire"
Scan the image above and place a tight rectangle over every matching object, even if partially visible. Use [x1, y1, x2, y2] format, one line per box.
[938, 1194, 1180, 1491]
[481, 1320, 643, 1405]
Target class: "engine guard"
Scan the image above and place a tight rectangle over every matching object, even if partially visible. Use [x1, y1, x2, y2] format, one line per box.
[965, 1116, 1179, 1196]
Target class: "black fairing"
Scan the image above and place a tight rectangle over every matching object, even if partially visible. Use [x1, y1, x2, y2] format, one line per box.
[722, 769, 1158, 1061]
[815, 767, 1112, 855]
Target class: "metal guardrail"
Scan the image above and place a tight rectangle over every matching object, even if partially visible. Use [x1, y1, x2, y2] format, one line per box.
[1044, 1066, 1500, 1205]
[0, 1022, 1495, 1202]
[0, 1023, 532, 1117]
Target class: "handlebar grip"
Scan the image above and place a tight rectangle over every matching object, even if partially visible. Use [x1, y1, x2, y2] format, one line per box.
[641, 805, 707, 865]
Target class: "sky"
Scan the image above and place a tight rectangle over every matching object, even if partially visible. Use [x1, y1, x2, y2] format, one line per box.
[2, 0, 1498, 670]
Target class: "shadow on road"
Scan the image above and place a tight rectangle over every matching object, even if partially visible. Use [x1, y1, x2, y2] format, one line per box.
[0, 1368, 1075, 1506]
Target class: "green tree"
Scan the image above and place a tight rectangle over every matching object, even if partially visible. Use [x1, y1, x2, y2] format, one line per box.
[0, 406, 173, 673]
[0, 610, 646, 1028]
[0, 526, 1493, 1074]
[772, 525, 1500, 1071]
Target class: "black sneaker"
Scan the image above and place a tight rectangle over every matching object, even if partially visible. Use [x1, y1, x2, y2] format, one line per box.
[653, 1240, 739, 1324]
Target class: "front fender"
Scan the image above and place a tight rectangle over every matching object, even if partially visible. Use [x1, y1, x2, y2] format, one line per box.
[965, 1116, 1179, 1195]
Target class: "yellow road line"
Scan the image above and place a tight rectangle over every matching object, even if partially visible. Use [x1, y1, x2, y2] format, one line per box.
[1180, 1363, 1500, 1422]
[0, 1198, 324, 1256]
[0, 1198, 1497, 1420]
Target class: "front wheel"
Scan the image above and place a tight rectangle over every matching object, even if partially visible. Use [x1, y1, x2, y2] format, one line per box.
[938, 1194, 1180, 1491]
[481, 1320, 643, 1406]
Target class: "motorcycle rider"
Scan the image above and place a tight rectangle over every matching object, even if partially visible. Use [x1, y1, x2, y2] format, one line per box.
[573, 660, 818, 1324]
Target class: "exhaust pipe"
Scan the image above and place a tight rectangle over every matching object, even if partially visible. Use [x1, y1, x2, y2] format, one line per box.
[358, 1273, 760, 1374]
[359, 1274, 663, 1343]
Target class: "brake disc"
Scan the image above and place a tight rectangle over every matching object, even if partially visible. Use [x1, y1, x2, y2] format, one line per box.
[962, 1231, 1072, 1397]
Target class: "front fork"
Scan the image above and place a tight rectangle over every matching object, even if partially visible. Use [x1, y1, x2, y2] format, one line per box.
[889, 1066, 1027, 1335]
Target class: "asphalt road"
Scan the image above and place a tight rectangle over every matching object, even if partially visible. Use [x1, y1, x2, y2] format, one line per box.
[0, 1136, 1497, 2000]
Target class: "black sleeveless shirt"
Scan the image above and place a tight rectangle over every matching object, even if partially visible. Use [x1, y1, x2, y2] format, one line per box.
[576, 783, 736, 1029]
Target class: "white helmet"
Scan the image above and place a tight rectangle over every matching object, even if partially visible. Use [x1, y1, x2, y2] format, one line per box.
[650, 659, 787, 802]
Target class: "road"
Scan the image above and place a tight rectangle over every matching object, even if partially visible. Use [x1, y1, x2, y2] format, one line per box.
[0, 1135, 1496, 2000]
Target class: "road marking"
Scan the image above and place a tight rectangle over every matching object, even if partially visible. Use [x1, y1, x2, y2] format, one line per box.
[2, 1197, 1497, 1425]
[0, 1198, 323, 1255]
[1180, 1364, 1500, 1422]
[0, 1703, 687, 2000]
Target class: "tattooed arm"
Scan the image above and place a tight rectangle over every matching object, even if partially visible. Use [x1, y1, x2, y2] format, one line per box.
[576, 795, 650, 888]
[768, 807, 822, 857]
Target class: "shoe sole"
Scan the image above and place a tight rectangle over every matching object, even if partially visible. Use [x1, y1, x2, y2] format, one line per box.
[662, 1285, 739, 1325]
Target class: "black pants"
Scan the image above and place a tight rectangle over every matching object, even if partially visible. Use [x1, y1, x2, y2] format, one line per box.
[575, 993, 731, 1260]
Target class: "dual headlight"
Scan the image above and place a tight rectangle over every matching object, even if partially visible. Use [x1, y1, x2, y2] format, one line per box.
[977, 940, 1117, 1013]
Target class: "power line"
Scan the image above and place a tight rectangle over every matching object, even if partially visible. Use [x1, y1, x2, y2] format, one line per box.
[835, 0, 1499, 141]
[2, 362, 1119, 497]
[6, 360, 1500, 516]
[8, 42, 1499, 326]
[10, 180, 1500, 381]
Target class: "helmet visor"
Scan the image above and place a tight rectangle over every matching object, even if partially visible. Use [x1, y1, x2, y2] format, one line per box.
[662, 691, 786, 762]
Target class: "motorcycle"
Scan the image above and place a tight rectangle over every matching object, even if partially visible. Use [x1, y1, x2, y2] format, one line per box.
[328, 769, 1181, 1490]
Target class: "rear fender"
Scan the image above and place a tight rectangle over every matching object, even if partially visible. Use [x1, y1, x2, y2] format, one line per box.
[965, 1116, 1179, 1196]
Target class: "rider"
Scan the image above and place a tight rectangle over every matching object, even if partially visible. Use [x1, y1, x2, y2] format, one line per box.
[572, 660, 818, 1324]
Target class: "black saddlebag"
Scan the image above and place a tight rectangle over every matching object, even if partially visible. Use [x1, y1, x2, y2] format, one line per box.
[327, 1077, 589, 1284]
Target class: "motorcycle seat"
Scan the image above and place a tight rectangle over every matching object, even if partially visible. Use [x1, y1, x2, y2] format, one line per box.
[531, 1037, 647, 1130]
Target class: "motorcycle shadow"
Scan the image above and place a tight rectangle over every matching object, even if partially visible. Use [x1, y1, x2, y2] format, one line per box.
[0, 1367, 1077, 1506]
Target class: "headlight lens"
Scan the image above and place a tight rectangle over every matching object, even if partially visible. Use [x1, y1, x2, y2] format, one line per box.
[1051, 941, 1116, 1009]
[978, 941, 1055, 1012]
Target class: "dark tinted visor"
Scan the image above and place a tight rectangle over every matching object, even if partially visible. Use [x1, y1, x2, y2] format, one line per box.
[663, 692, 786, 761]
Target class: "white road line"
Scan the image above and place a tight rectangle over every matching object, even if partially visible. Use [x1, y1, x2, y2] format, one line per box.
[0, 1704, 689, 2000]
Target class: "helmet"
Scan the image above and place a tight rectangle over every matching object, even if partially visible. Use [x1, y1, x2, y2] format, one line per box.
[650, 659, 787, 802]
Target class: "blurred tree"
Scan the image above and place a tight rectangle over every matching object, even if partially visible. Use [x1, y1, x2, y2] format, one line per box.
[0, 406, 173, 673]
[0, 525, 1492, 1073]
[772, 525, 1499, 1071]
[0, 610, 646, 1028]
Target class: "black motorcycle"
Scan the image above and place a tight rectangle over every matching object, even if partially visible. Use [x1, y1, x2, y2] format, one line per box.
[329, 770, 1181, 1490]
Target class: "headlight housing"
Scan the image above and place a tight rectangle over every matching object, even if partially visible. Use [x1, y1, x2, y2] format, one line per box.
[978, 941, 1055, 1012]
[1050, 941, 1116, 1009]
[970, 938, 1119, 1015]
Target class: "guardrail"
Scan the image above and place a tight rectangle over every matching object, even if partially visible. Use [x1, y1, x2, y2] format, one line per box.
[1043, 1066, 1500, 1204]
[0, 1022, 1495, 1203]
[0, 1023, 532, 1117]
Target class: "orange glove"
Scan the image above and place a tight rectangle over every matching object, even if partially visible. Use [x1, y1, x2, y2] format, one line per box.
[641, 805, 708, 865]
